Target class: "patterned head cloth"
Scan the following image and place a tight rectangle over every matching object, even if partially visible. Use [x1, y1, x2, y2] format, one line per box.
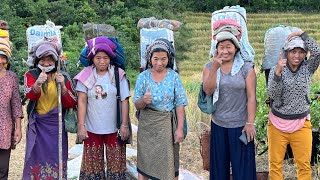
[283, 36, 307, 52]
[35, 41, 61, 62]
[30, 39, 62, 66]
[145, 39, 173, 69]
[215, 31, 240, 49]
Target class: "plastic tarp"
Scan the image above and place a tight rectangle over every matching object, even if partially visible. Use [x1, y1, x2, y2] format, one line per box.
[67, 144, 204, 180]
[209, 5, 255, 62]
[82, 23, 117, 41]
[262, 25, 301, 70]
[137, 17, 182, 31]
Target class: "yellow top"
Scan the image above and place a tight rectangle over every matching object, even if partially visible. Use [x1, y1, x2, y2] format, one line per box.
[36, 80, 58, 114]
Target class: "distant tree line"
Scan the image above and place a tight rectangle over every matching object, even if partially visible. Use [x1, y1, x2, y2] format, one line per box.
[186, 0, 320, 12]
[0, 0, 318, 89]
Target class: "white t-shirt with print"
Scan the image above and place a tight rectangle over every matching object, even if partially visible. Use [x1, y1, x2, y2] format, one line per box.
[76, 70, 130, 134]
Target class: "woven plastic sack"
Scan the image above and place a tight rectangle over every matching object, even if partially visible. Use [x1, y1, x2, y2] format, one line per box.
[137, 17, 182, 31]
[26, 20, 63, 67]
[262, 25, 301, 70]
[200, 129, 210, 171]
[209, 5, 255, 62]
[197, 122, 211, 171]
[140, 28, 177, 70]
[83, 23, 117, 41]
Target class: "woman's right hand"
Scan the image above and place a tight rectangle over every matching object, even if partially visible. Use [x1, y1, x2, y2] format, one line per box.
[212, 49, 222, 69]
[275, 52, 287, 76]
[77, 124, 88, 141]
[142, 86, 152, 104]
[36, 68, 47, 86]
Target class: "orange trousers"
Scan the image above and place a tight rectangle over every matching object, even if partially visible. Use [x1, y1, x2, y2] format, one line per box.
[268, 120, 312, 180]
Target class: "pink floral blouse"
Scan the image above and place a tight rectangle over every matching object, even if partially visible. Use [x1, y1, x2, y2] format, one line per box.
[0, 71, 23, 149]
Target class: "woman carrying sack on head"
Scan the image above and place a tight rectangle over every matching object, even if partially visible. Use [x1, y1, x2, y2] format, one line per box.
[75, 37, 131, 179]
[202, 19, 257, 180]
[132, 39, 188, 180]
[0, 47, 23, 179]
[23, 40, 77, 179]
[267, 30, 320, 180]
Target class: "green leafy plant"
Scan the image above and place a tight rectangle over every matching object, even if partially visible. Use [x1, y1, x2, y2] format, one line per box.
[310, 80, 320, 130]
[254, 72, 269, 154]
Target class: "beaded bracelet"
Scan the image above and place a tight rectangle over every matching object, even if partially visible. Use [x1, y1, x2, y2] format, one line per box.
[121, 124, 129, 128]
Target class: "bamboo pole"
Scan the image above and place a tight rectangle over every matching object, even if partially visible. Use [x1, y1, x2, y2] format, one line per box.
[57, 57, 63, 180]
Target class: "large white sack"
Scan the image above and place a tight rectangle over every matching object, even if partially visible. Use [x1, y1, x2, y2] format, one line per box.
[140, 28, 177, 70]
[67, 146, 138, 179]
[210, 5, 255, 62]
[262, 25, 301, 70]
[67, 154, 82, 179]
[26, 20, 62, 67]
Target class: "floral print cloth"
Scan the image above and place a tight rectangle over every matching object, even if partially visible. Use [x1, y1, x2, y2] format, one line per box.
[0, 71, 22, 149]
[133, 68, 188, 111]
[23, 107, 68, 180]
[79, 132, 126, 180]
[29, 162, 67, 180]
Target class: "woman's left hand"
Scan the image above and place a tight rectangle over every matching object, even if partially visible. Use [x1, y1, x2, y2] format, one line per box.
[120, 125, 130, 140]
[174, 128, 184, 144]
[55, 72, 65, 86]
[14, 127, 22, 145]
[242, 123, 256, 142]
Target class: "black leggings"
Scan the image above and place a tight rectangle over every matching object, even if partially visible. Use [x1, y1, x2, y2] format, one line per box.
[0, 149, 11, 180]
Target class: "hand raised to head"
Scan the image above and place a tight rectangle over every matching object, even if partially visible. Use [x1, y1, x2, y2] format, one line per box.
[287, 30, 304, 40]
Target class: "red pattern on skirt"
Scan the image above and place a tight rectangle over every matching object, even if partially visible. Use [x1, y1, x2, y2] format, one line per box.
[79, 132, 126, 180]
